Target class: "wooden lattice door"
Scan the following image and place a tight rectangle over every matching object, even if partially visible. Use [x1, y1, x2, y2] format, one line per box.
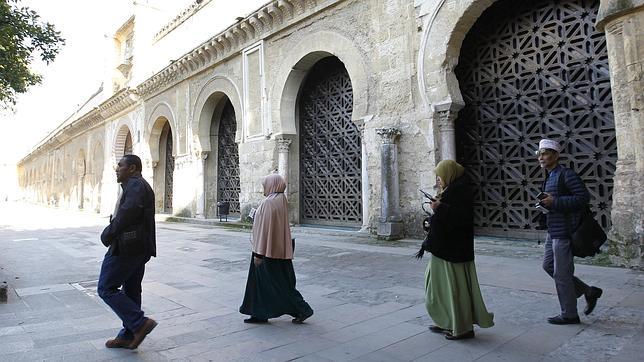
[216, 100, 240, 214]
[454, 0, 616, 238]
[299, 57, 362, 226]
[163, 124, 174, 212]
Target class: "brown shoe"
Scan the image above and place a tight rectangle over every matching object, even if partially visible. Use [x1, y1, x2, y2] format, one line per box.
[128, 318, 158, 349]
[105, 337, 132, 349]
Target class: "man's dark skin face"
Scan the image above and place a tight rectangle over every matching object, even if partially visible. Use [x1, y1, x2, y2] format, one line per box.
[537, 149, 559, 207]
[115, 157, 137, 184]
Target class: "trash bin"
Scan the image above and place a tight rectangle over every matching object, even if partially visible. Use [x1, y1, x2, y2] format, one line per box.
[216, 201, 230, 222]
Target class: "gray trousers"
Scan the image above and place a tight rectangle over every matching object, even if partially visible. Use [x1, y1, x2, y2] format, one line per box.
[542, 235, 590, 318]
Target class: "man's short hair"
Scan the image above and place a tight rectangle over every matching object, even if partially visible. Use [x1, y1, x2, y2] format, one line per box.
[122, 154, 143, 172]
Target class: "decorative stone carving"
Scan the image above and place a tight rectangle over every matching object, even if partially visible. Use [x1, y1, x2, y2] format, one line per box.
[432, 101, 462, 162]
[276, 138, 292, 152]
[375, 127, 401, 144]
[276, 137, 292, 191]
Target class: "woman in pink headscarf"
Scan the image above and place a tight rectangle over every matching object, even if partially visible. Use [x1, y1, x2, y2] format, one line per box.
[239, 174, 313, 324]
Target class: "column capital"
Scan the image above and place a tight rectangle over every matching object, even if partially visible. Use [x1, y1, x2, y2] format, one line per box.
[354, 119, 366, 133]
[276, 137, 292, 152]
[375, 128, 401, 144]
[432, 101, 461, 129]
[198, 151, 210, 160]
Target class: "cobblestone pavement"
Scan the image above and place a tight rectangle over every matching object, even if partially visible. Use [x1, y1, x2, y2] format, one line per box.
[1, 202, 643, 361]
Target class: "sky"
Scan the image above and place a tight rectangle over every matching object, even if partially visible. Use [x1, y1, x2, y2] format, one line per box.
[0, 0, 132, 165]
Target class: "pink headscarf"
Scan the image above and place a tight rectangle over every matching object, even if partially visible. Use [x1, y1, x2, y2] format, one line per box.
[251, 174, 293, 259]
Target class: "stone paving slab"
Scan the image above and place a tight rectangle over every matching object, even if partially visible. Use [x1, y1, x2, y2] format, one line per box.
[0, 202, 643, 361]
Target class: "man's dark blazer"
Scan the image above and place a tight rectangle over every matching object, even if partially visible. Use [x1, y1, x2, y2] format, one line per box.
[101, 176, 156, 257]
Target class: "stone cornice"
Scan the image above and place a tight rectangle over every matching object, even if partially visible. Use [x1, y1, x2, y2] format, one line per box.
[153, 0, 214, 43]
[19, 88, 140, 166]
[137, 0, 344, 100]
[99, 88, 139, 118]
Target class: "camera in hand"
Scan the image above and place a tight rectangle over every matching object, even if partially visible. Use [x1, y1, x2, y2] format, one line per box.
[534, 192, 549, 214]
[535, 202, 549, 214]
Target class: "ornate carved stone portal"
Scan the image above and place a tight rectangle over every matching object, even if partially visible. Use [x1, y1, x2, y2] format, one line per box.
[299, 57, 362, 226]
[454, 0, 617, 239]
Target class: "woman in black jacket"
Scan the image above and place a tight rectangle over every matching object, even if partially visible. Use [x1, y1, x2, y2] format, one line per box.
[420, 159, 494, 340]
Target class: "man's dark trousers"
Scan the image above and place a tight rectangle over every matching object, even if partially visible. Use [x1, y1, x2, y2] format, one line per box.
[98, 251, 150, 340]
[542, 235, 590, 318]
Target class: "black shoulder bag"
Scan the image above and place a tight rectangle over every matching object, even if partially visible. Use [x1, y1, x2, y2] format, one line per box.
[558, 170, 607, 258]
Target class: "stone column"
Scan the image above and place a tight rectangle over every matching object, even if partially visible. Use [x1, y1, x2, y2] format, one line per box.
[195, 151, 209, 218]
[376, 128, 403, 239]
[596, 1, 644, 268]
[276, 137, 292, 190]
[432, 101, 463, 162]
[358, 120, 370, 232]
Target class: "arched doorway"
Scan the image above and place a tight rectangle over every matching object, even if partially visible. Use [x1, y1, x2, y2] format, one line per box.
[124, 131, 133, 155]
[204, 97, 240, 218]
[298, 56, 362, 227]
[454, 0, 616, 239]
[113, 125, 134, 161]
[159, 122, 174, 213]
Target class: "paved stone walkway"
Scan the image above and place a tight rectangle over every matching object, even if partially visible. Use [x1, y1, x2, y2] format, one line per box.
[0, 202, 642, 361]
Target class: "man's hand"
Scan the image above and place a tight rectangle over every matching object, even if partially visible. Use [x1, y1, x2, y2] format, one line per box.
[540, 193, 554, 207]
[253, 255, 263, 267]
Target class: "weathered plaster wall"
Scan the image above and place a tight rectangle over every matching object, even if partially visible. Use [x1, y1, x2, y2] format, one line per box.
[597, 1, 644, 268]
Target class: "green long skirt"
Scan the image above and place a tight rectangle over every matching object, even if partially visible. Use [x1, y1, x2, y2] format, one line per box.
[425, 256, 494, 336]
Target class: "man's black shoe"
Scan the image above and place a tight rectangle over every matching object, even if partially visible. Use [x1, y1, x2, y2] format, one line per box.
[547, 315, 580, 325]
[584, 287, 603, 315]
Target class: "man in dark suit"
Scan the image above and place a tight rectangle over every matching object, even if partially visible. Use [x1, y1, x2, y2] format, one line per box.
[98, 154, 157, 349]
[537, 139, 603, 325]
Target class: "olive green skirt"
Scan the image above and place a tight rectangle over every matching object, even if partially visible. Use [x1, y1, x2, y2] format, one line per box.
[424, 256, 494, 336]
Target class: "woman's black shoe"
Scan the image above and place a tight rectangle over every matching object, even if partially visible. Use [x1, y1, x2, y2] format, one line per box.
[244, 317, 268, 324]
[445, 330, 475, 340]
[292, 310, 314, 324]
[429, 325, 450, 334]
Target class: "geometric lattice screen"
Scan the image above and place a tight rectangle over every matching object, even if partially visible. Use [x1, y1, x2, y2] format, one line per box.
[454, 0, 616, 239]
[300, 57, 362, 226]
[163, 123, 174, 213]
[217, 100, 240, 214]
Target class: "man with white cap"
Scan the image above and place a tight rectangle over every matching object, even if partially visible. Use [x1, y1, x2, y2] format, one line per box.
[536, 138, 603, 325]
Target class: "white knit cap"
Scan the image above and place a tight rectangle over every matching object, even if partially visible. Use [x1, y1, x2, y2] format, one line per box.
[538, 139, 561, 153]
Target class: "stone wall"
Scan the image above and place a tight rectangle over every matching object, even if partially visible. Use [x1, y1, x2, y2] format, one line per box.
[16, 0, 644, 266]
[597, 1, 644, 268]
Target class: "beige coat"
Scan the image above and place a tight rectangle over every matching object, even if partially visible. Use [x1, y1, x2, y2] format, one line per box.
[252, 174, 293, 259]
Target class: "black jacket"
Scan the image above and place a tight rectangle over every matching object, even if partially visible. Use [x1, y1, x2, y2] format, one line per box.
[427, 176, 474, 263]
[101, 176, 156, 257]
